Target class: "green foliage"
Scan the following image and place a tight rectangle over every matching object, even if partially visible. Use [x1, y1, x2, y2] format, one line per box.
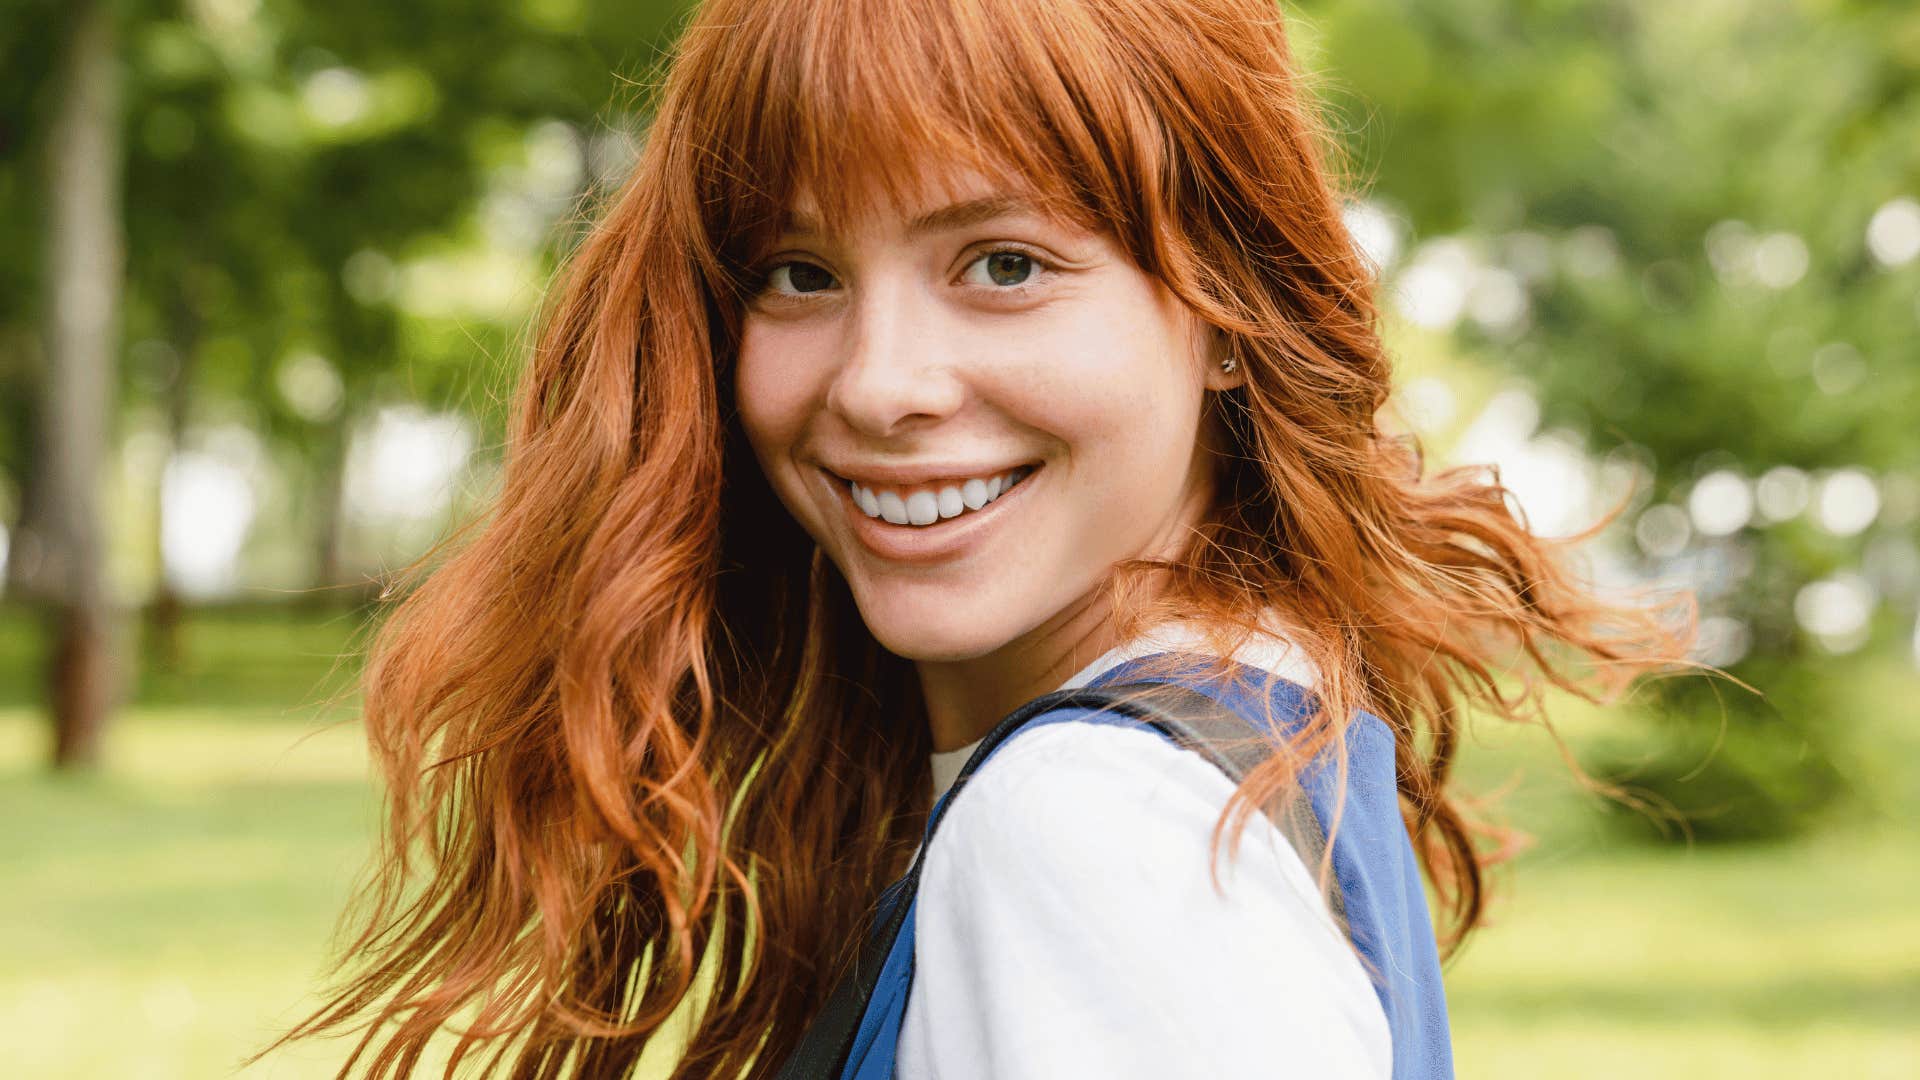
[1298, 0, 1920, 841]
[1, 1, 697, 570]
[0, 2, 73, 510]
[1587, 663, 1852, 843]
[1303, 0, 1919, 505]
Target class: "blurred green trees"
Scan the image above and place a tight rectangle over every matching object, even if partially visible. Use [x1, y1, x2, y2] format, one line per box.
[1297, 0, 1920, 838]
[1, 0, 1915, 826]
[1, 0, 694, 761]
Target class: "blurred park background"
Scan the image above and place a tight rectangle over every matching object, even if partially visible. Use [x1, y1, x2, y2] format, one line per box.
[2, 0, 1917, 1076]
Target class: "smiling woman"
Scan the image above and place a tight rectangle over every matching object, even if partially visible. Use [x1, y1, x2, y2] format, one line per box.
[735, 171, 1238, 722]
[253, 1, 1693, 1078]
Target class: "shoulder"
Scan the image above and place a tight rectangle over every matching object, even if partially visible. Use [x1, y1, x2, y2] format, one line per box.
[930, 716, 1322, 909]
[940, 719, 1258, 868]
[903, 715, 1393, 1077]
[925, 714, 1351, 941]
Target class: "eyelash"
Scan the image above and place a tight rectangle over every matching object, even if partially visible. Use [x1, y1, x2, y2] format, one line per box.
[754, 244, 1059, 304]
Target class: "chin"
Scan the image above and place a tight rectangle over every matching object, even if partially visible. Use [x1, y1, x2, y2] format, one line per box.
[851, 591, 1018, 663]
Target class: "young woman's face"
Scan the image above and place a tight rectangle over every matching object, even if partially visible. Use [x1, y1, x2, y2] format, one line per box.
[735, 165, 1234, 663]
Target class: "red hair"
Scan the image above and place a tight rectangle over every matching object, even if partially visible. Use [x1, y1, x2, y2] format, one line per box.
[259, 0, 1692, 1075]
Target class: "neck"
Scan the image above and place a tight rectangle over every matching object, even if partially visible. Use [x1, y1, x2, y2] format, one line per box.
[915, 588, 1122, 752]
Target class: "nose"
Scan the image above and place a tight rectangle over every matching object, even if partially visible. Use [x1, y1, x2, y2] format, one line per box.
[824, 279, 965, 439]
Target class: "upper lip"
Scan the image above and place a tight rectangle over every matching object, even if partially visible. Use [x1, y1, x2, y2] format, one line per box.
[821, 459, 1040, 488]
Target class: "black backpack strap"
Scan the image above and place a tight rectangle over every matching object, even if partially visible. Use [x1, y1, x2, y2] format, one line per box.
[772, 680, 1330, 1080]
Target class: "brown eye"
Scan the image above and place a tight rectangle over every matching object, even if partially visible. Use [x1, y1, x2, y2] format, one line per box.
[767, 262, 836, 294]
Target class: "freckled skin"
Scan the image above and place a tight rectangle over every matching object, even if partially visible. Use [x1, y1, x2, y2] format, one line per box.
[735, 165, 1241, 748]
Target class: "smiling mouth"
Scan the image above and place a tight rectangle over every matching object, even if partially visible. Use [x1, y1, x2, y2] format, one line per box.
[835, 464, 1040, 527]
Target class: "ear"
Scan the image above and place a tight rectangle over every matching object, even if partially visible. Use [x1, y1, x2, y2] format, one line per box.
[1199, 326, 1246, 392]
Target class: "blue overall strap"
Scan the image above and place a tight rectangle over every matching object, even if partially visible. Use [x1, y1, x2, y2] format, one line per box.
[831, 679, 1306, 1080]
[1084, 652, 1456, 1080]
[774, 684, 1185, 1080]
[785, 654, 1455, 1080]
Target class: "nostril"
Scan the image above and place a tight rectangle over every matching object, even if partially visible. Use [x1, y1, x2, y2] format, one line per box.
[823, 357, 969, 440]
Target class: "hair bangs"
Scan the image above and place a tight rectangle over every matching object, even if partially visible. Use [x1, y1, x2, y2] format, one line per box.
[689, 0, 1168, 271]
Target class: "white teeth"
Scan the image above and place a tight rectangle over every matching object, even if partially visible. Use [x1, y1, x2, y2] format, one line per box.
[905, 491, 940, 525]
[849, 465, 1036, 528]
[936, 486, 965, 519]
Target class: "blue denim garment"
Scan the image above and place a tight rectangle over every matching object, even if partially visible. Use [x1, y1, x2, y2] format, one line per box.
[838, 651, 1454, 1080]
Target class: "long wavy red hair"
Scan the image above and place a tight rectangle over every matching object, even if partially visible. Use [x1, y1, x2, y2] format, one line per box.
[258, 0, 1691, 1075]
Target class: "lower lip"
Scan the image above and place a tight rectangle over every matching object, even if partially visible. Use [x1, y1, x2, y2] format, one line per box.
[832, 466, 1042, 565]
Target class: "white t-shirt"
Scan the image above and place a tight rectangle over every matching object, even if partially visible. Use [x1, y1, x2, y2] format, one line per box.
[896, 623, 1393, 1079]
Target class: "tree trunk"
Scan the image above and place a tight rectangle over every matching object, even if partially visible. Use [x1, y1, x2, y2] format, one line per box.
[307, 409, 351, 608]
[41, 0, 124, 769]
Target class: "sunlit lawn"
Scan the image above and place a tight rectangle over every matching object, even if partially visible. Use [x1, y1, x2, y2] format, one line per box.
[1, 606, 1915, 1078]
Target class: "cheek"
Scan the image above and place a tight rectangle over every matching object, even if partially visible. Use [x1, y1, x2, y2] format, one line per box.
[733, 323, 816, 465]
[733, 323, 842, 543]
[992, 289, 1201, 465]
[1030, 293, 1208, 568]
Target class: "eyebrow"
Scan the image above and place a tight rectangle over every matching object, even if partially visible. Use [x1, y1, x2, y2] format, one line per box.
[780, 196, 1043, 240]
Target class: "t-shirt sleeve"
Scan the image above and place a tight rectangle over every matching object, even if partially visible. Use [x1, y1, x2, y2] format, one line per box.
[895, 720, 1393, 1080]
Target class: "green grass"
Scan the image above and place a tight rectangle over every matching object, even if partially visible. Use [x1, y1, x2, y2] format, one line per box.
[1, 604, 380, 1079]
[1444, 827, 1919, 1077]
[1439, 660, 1920, 1078]
[2, 605, 1915, 1077]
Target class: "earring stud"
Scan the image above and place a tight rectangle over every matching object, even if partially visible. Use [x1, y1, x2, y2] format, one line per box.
[1220, 355, 1239, 374]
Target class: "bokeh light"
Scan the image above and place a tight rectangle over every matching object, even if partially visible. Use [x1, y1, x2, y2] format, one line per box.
[1815, 468, 1881, 537]
[1866, 196, 1920, 268]
[1795, 572, 1878, 653]
[1688, 469, 1753, 537]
